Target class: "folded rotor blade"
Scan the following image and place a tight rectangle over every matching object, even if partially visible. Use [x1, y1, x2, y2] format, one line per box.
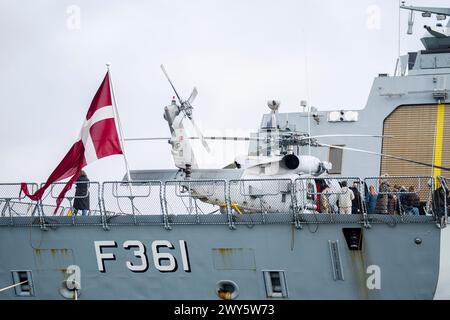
[160, 64, 183, 104]
[187, 87, 198, 105]
[318, 143, 450, 172]
[189, 118, 211, 153]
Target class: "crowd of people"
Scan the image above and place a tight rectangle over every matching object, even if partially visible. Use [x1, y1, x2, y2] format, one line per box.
[319, 177, 449, 216]
[367, 182, 421, 215]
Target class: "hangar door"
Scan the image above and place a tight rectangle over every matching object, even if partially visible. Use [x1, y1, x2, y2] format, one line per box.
[381, 104, 450, 179]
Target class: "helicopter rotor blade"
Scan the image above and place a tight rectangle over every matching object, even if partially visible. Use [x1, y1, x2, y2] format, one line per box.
[124, 137, 171, 141]
[187, 87, 198, 105]
[160, 64, 183, 105]
[189, 118, 211, 153]
[318, 143, 450, 172]
[187, 136, 264, 141]
[301, 134, 392, 140]
[124, 136, 262, 143]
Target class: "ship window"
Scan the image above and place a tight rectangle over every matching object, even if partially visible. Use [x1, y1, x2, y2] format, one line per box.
[11, 271, 34, 297]
[328, 146, 344, 174]
[263, 271, 288, 298]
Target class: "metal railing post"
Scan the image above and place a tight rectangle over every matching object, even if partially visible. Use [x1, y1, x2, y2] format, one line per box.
[38, 198, 47, 230]
[100, 183, 109, 230]
[6, 199, 14, 226]
[226, 181, 235, 230]
[360, 178, 371, 228]
[162, 182, 171, 230]
[129, 194, 137, 225]
[293, 178, 302, 229]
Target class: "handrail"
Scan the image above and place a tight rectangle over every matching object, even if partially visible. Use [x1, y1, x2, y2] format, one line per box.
[0, 176, 441, 228]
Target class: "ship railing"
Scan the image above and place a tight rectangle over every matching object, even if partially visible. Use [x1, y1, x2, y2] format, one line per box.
[228, 178, 295, 227]
[294, 177, 368, 227]
[0, 183, 39, 214]
[101, 180, 164, 226]
[164, 179, 229, 229]
[38, 181, 102, 214]
[35, 181, 103, 227]
[0, 176, 441, 228]
[363, 176, 436, 221]
[0, 183, 40, 226]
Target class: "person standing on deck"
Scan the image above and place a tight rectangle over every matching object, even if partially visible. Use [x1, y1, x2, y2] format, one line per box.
[366, 185, 378, 214]
[338, 181, 354, 214]
[321, 184, 332, 214]
[375, 180, 390, 214]
[73, 170, 90, 216]
[349, 181, 362, 214]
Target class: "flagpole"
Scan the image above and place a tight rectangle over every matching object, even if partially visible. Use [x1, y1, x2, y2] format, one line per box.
[106, 63, 132, 182]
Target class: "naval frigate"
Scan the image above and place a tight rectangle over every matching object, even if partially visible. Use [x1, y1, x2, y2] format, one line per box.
[0, 3, 450, 300]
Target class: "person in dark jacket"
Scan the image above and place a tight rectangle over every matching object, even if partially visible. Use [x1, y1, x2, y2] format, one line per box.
[404, 185, 420, 216]
[387, 186, 399, 215]
[349, 182, 362, 214]
[73, 170, 90, 216]
[433, 181, 449, 218]
[375, 181, 389, 214]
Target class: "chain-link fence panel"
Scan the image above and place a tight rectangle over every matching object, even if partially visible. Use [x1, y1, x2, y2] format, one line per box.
[228, 179, 294, 215]
[102, 181, 164, 225]
[295, 177, 364, 216]
[38, 181, 102, 217]
[0, 183, 39, 218]
[164, 180, 228, 225]
[364, 176, 433, 217]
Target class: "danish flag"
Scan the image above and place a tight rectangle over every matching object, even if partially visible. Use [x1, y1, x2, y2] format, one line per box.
[21, 72, 123, 213]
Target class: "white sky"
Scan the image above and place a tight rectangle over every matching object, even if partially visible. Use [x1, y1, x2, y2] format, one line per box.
[0, 0, 448, 182]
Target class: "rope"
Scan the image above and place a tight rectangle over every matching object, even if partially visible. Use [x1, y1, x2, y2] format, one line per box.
[0, 280, 28, 292]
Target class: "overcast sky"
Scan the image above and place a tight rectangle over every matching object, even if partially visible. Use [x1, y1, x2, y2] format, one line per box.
[0, 0, 447, 182]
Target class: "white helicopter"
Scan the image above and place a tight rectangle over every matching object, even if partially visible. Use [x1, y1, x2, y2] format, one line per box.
[125, 65, 450, 215]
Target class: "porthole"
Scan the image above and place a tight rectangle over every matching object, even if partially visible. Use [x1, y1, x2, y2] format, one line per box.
[216, 280, 239, 300]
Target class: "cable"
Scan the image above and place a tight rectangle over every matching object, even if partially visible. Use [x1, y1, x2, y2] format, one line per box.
[0, 280, 28, 293]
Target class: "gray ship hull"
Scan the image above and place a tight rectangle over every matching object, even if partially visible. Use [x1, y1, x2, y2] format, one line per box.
[0, 214, 443, 300]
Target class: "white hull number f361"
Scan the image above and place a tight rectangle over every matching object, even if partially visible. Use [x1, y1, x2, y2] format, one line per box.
[94, 240, 191, 273]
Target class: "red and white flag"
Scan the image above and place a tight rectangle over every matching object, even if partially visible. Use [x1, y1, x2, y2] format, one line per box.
[21, 72, 123, 213]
